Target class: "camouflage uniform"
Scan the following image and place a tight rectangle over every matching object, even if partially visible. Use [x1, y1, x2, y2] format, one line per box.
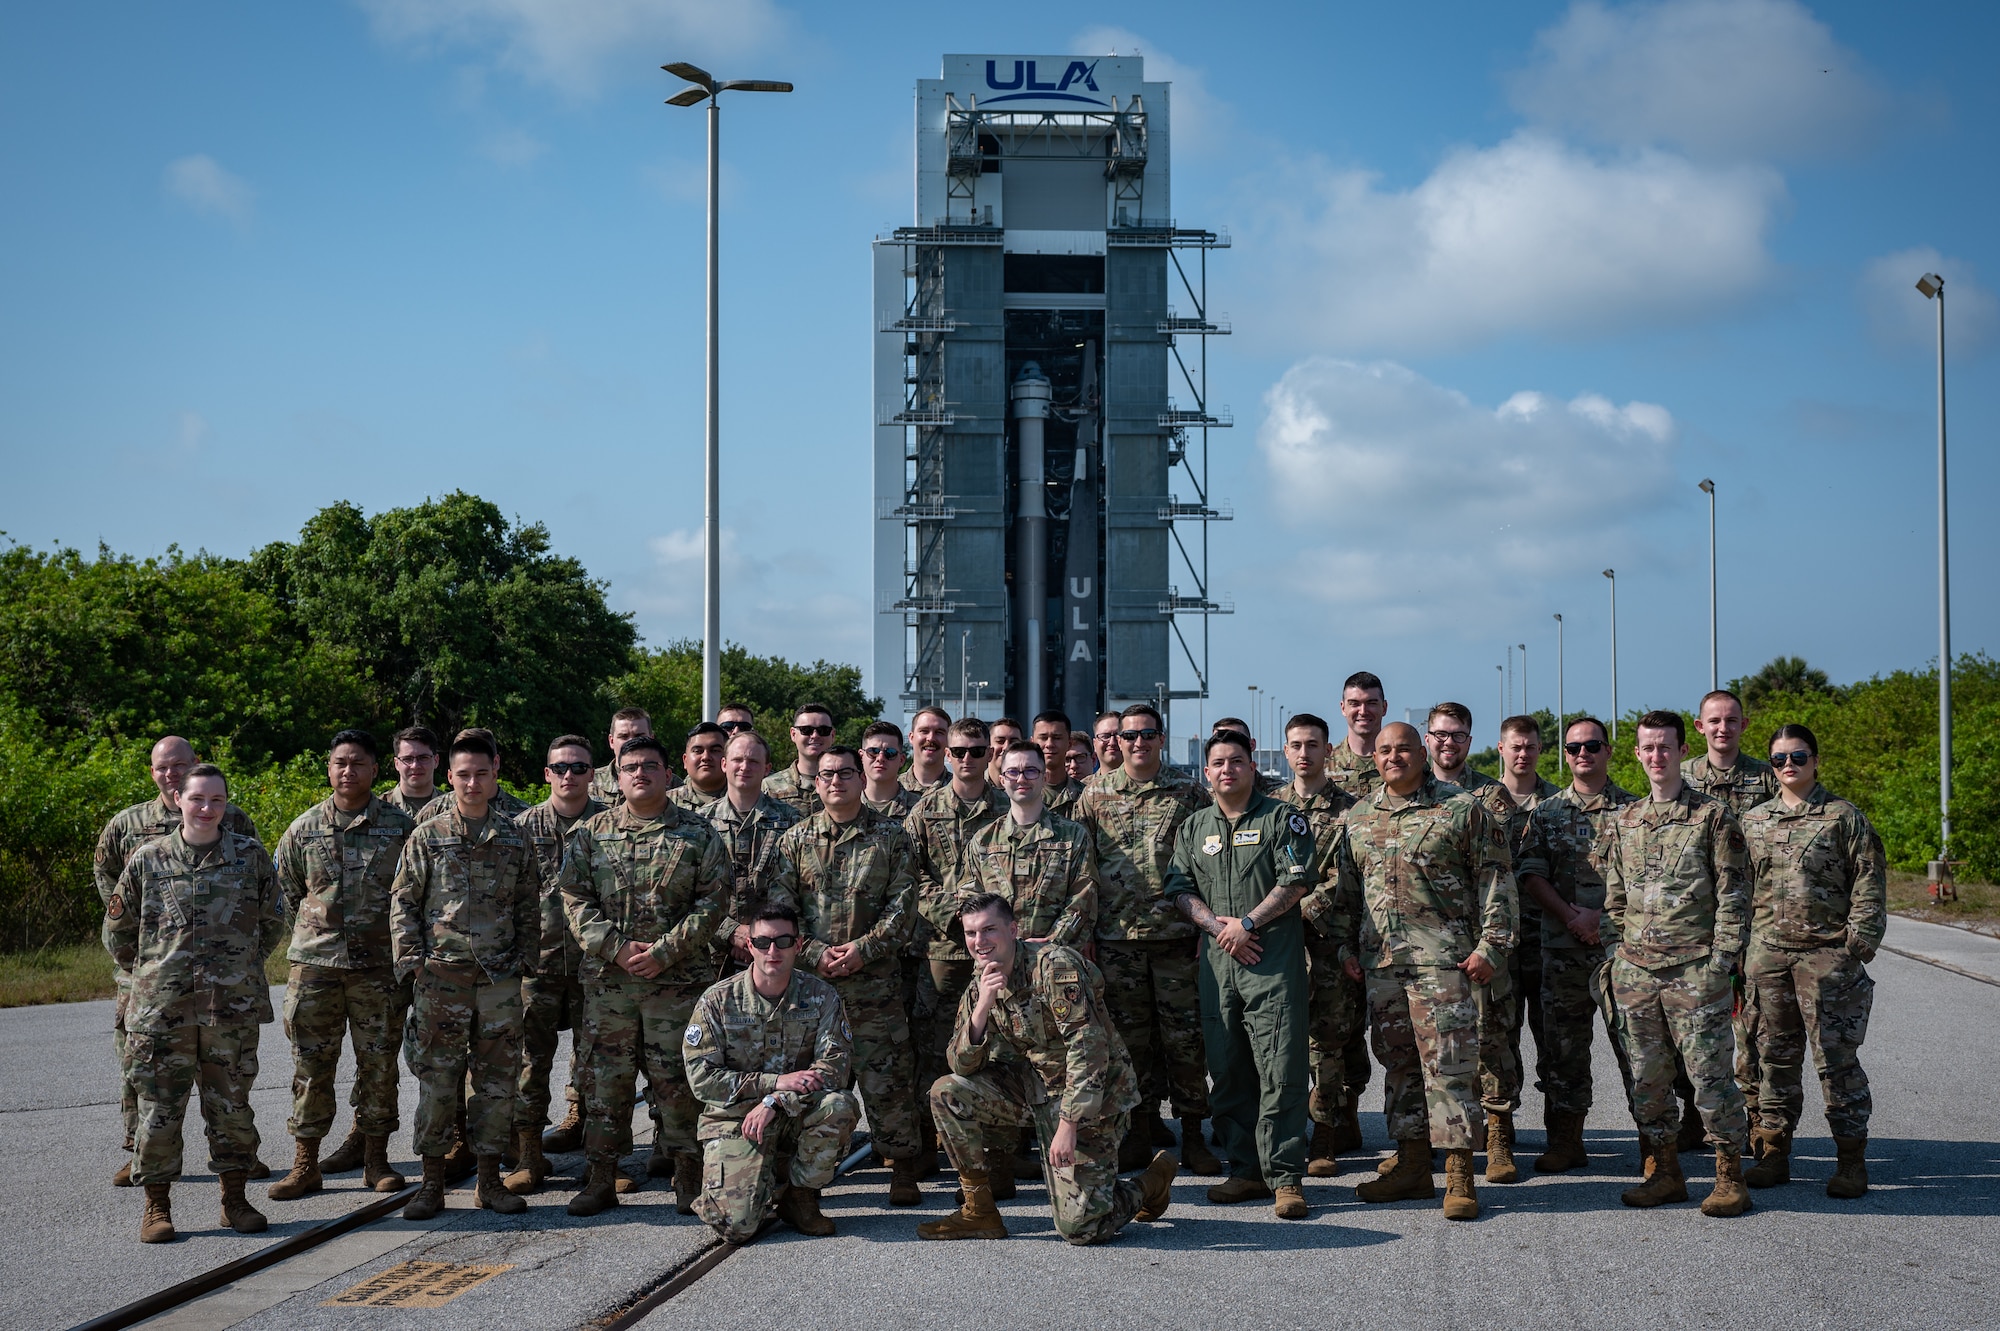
[932, 943, 1146, 1244]
[766, 811, 921, 1159]
[559, 802, 731, 1166]
[1046, 777, 1086, 820]
[94, 797, 259, 1146]
[1076, 766, 1212, 1119]
[701, 792, 804, 975]
[959, 811, 1099, 945]
[667, 782, 728, 815]
[1166, 793, 1321, 1185]
[516, 797, 604, 1131]
[1515, 781, 1638, 1117]
[273, 795, 417, 1140]
[1323, 776, 1516, 1152]
[390, 805, 542, 1158]
[864, 788, 923, 819]
[1741, 784, 1886, 1138]
[1686, 753, 1782, 1109]
[380, 786, 447, 823]
[1326, 741, 1383, 801]
[899, 767, 947, 796]
[761, 766, 824, 820]
[416, 786, 530, 824]
[106, 830, 286, 1184]
[590, 763, 678, 807]
[684, 968, 857, 1243]
[908, 783, 1008, 1098]
[1602, 786, 1751, 1153]
[1274, 781, 1366, 1124]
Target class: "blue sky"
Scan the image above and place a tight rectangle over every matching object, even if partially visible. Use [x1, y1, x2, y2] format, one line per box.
[2, 1, 1994, 746]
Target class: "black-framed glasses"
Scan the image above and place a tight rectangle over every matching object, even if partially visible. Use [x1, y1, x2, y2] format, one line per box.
[814, 766, 862, 783]
[719, 719, 755, 732]
[394, 753, 436, 766]
[794, 724, 835, 738]
[862, 745, 903, 760]
[1564, 740, 1607, 755]
[948, 745, 989, 760]
[1120, 728, 1162, 742]
[1001, 766, 1044, 782]
[1095, 731, 1121, 745]
[619, 760, 666, 774]
[1770, 749, 1814, 768]
[546, 761, 592, 777]
[1428, 730, 1471, 745]
[747, 933, 798, 951]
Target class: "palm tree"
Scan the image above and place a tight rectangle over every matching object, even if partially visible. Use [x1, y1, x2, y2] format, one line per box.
[1730, 656, 1834, 706]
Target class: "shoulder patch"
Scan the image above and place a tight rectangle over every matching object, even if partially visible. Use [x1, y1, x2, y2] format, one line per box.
[684, 1023, 704, 1047]
[1287, 812, 1309, 837]
[106, 894, 125, 921]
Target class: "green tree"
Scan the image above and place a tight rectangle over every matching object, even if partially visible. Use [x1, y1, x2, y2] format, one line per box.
[1730, 656, 1836, 707]
[605, 640, 884, 769]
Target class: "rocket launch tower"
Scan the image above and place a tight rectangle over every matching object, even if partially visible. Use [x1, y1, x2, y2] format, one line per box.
[873, 53, 1229, 725]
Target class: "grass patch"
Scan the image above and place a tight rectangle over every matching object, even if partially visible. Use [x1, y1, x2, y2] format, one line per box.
[1888, 870, 2000, 934]
[0, 941, 293, 1008]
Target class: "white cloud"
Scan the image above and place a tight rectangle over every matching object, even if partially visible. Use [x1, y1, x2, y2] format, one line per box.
[1509, 0, 1889, 159]
[478, 127, 547, 166]
[1248, 132, 1782, 353]
[163, 155, 254, 225]
[357, 0, 787, 95]
[1068, 26, 1233, 157]
[1258, 358, 1676, 632]
[1859, 247, 1998, 356]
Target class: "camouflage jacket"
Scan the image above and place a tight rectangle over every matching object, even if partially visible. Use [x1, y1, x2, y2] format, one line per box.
[589, 763, 679, 807]
[668, 781, 727, 815]
[1165, 792, 1321, 934]
[390, 806, 542, 983]
[864, 787, 923, 820]
[518, 797, 605, 975]
[559, 801, 731, 987]
[701, 792, 803, 947]
[1602, 784, 1750, 971]
[380, 786, 447, 823]
[417, 786, 529, 823]
[947, 943, 1139, 1123]
[1046, 778, 1086, 820]
[1515, 781, 1638, 951]
[106, 830, 286, 1031]
[908, 782, 1008, 960]
[1683, 753, 1780, 818]
[761, 765, 823, 820]
[958, 810, 1098, 947]
[1326, 740, 1383, 800]
[1741, 783, 1888, 958]
[767, 810, 917, 981]
[1276, 780, 1355, 945]
[1323, 775, 1517, 972]
[95, 796, 259, 914]
[274, 795, 417, 971]
[684, 967, 852, 1134]
[899, 766, 948, 795]
[1447, 769, 1559, 922]
[1075, 765, 1211, 942]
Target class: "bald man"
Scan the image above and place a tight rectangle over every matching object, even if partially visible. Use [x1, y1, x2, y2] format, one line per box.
[94, 737, 263, 1187]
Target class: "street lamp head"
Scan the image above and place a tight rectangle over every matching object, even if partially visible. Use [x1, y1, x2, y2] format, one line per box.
[665, 86, 710, 107]
[1553, 612, 1562, 623]
[1698, 478, 1714, 494]
[1518, 643, 1526, 651]
[721, 80, 794, 93]
[663, 61, 716, 89]
[1602, 569, 1615, 580]
[1917, 272, 1944, 300]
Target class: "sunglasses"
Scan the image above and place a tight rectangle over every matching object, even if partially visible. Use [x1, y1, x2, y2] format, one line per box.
[862, 746, 903, 760]
[1564, 740, 1607, 755]
[793, 724, 835, 738]
[1119, 728, 1162, 742]
[546, 761, 592, 777]
[1769, 749, 1814, 768]
[719, 719, 755, 732]
[747, 933, 798, 951]
[948, 745, 989, 760]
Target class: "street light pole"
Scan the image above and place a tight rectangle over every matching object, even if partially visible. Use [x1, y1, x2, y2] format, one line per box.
[1518, 643, 1528, 718]
[1699, 478, 1717, 693]
[664, 63, 793, 722]
[1918, 272, 1953, 869]
[960, 628, 971, 719]
[1554, 613, 1565, 773]
[1603, 569, 1618, 742]
[1495, 665, 1504, 747]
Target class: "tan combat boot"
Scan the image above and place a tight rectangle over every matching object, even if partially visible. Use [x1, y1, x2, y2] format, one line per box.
[1620, 1137, 1688, 1207]
[1485, 1112, 1519, 1184]
[1330, 1100, 1364, 1157]
[403, 1155, 449, 1221]
[543, 1099, 584, 1154]
[504, 1126, 548, 1195]
[1206, 1175, 1274, 1204]
[1377, 1143, 1438, 1176]
[776, 1185, 837, 1236]
[362, 1135, 406, 1192]
[266, 1137, 323, 1201]
[1743, 1128, 1790, 1188]
[113, 1157, 134, 1188]
[889, 1157, 923, 1207]
[1305, 1120, 1340, 1178]
[219, 1169, 268, 1233]
[1274, 1184, 1309, 1220]
[985, 1148, 1019, 1201]
[1135, 1151, 1179, 1222]
[1534, 1110, 1589, 1174]
[319, 1125, 367, 1173]
[1700, 1146, 1751, 1217]
[474, 1154, 527, 1214]
[1442, 1147, 1479, 1220]
[1827, 1136, 1868, 1199]
[1178, 1117, 1223, 1176]
[140, 1182, 175, 1243]
[1357, 1139, 1435, 1204]
[567, 1158, 621, 1217]
[918, 1170, 1008, 1240]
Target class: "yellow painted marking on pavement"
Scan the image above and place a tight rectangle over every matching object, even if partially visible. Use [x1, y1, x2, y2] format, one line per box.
[324, 1260, 513, 1308]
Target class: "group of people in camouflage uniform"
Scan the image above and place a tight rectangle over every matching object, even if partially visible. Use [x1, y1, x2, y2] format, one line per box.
[97, 671, 1886, 1245]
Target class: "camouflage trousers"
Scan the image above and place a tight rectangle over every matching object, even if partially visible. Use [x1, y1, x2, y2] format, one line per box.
[1474, 950, 1522, 1115]
[904, 953, 939, 1136]
[113, 972, 138, 1144]
[405, 965, 521, 1158]
[1305, 934, 1371, 1123]
[831, 977, 920, 1160]
[1366, 964, 1481, 1150]
[519, 971, 587, 1131]
[1748, 941, 1874, 1138]
[1097, 937, 1210, 1119]
[931, 1068, 1144, 1245]
[1610, 956, 1747, 1150]
[1511, 925, 1548, 1099]
[130, 1022, 263, 1185]
[582, 976, 700, 1164]
[284, 964, 410, 1140]
[1541, 945, 1626, 1117]
[693, 1091, 859, 1244]
[925, 958, 974, 1097]
[1735, 973, 1764, 1117]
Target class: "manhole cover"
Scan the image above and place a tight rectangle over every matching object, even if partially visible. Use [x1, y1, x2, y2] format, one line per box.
[325, 1260, 514, 1307]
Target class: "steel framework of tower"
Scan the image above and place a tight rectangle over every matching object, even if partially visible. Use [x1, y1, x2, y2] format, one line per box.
[872, 54, 1229, 727]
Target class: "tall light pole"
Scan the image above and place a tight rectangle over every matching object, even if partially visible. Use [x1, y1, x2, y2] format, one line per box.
[1518, 643, 1528, 717]
[664, 62, 793, 722]
[1603, 569, 1618, 742]
[1505, 645, 1513, 721]
[1246, 685, 1259, 742]
[1699, 478, 1717, 693]
[1495, 665, 1504, 747]
[959, 628, 972, 718]
[1554, 613, 1565, 773]
[1918, 271, 1953, 870]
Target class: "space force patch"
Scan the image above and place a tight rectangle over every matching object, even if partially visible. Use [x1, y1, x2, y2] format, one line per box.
[1288, 813, 1309, 837]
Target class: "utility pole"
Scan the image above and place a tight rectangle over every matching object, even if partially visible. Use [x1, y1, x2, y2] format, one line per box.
[1603, 569, 1618, 743]
[1917, 271, 1954, 884]
[1554, 612, 1565, 773]
[1519, 643, 1528, 718]
[1699, 478, 1717, 693]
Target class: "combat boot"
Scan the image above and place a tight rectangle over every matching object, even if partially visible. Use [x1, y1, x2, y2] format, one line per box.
[1178, 1117, 1223, 1176]
[1743, 1128, 1790, 1189]
[917, 1114, 942, 1179]
[543, 1100, 584, 1154]
[1442, 1147, 1479, 1220]
[113, 1157, 134, 1187]
[1620, 1137, 1687, 1207]
[474, 1155, 527, 1214]
[1118, 1119, 1154, 1172]
[1534, 1110, 1589, 1174]
[1135, 1151, 1179, 1222]
[319, 1125, 367, 1173]
[1305, 1120, 1340, 1178]
[648, 1138, 675, 1178]
[1485, 1111, 1519, 1184]
[1274, 1184, 1309, 1220]
[776, 1185, 837, 1236]
[1826, 1136, 1868, 1199]
[673, 1151, 700, 1215]
[889, 1157, 923, 1207]
[403, 1155, 449, 1222]
[219, 1169, 268, 1233]
[1700, 1146, 1751, 1217]
[1206, 1175, 1274, 1204]
[247, 1159, 271, 1180]
[504, 1126, 548, 1195]
[1377, 1143, 1439, 1176]
[985, 1148, 1018, 1201]
[566, 1159, 620, 1217]
[362, 1135, 405, 1192]
[1329, 1100, 1364, 1157]
[917, 1170, 1008, 1240]
[440, 1110, 475, 1182]
[1358, 1139, 1435, 1204]
[267, 1137, 323, 1200]
[140, 1182, 175, 1243]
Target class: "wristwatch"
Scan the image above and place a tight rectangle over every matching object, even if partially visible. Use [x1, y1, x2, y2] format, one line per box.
[761, 1093, 779, 1110]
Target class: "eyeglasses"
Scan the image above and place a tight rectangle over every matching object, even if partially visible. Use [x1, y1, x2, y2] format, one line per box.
[793, 724, 835, 738]
[546, 761, 592, 777]
[861, 746, 903, 760]
[1428, 730, 1471, 745]
[1119, 728, 1162, 742]
[619, 760, 666, 775]
[1094, 732, 1121, 745]
[1769, 750, 1814, 768]
[948, 745, 989, 760]
[719, 719, 755, 732]
[1001, 767, 1044, 782]
[814, 767, 862, 783]
[1564, 740, 1607, 755]
[747, 933, 798, 951]
[394, 753, 436, 766]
